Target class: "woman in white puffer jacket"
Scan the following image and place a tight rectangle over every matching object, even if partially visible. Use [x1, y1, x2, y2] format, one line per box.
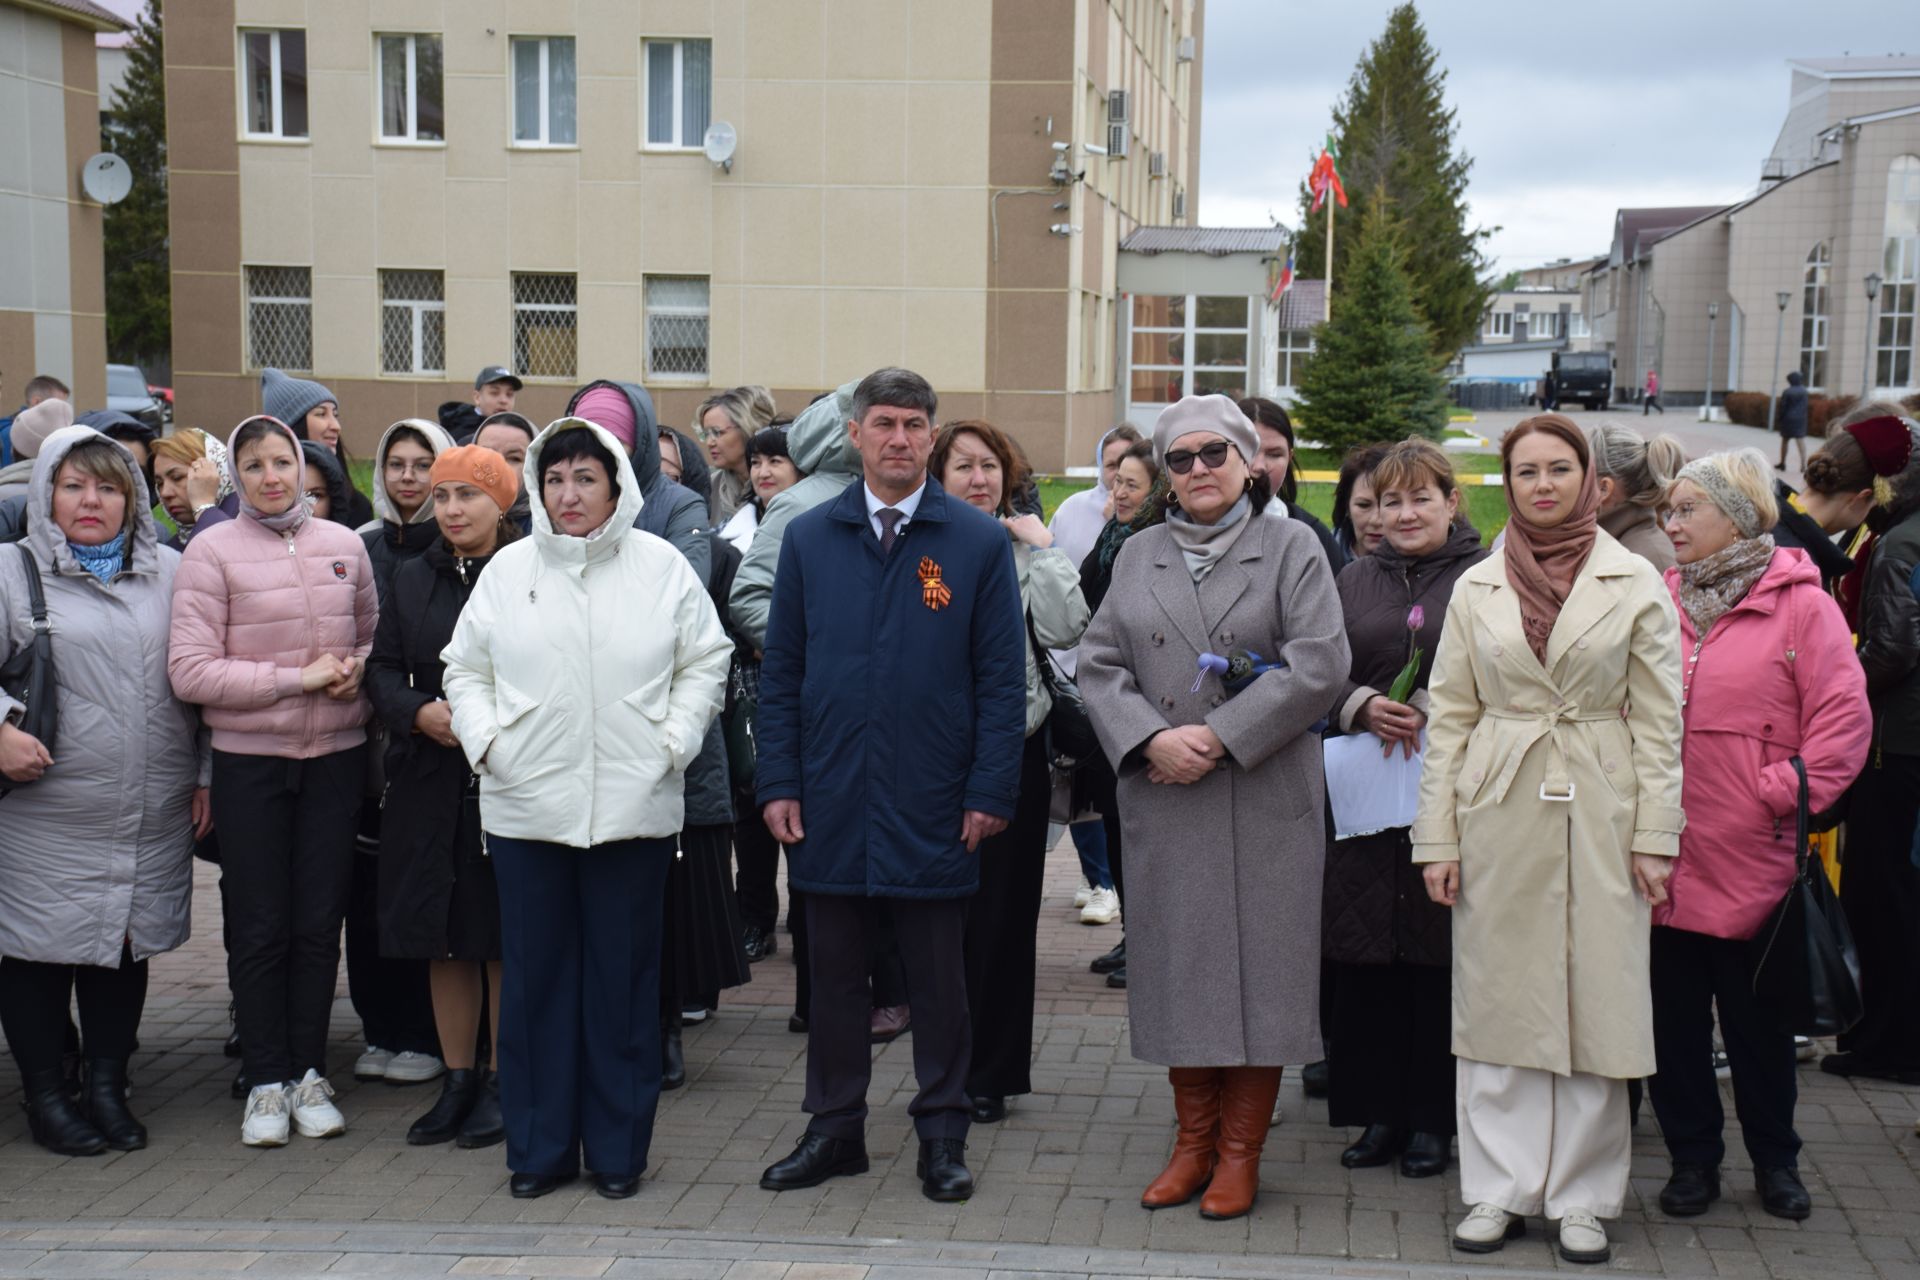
[440, 416, 731, 1202]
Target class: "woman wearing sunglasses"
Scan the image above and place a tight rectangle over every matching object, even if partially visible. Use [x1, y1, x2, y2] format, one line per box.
[1079, 394, 1348, 1223]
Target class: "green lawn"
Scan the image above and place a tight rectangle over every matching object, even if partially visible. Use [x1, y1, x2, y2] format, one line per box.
[1036, 474, 1509, 540]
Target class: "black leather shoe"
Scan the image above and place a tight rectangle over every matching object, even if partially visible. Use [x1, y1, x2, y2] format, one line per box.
[917, 1137, 974, 1202]
[23, 1068, 107, 1156]
[1658, 1164, 1720, 1216]
[760, 1132, 870, 1191]
[230, 1066, 250, 1100]
[787, 1013, 809, 1034]
[509, 1172, 576, 1199]
[1757, 1166, 1811, 1220]
[594, 1173, 640, 1200]
[1340, 1124, 1407, 1168]
[83, 1059, 146, 1151]
[661, 1023, 686, 1091]
[970, 1095, 1007, 1124]
[1090, 940, 1127, 974]
[1300, 1059, 1330, 1099]
[742, 924, 777, 962]
[407, 1068, 479, 1146]
[1399, 1130, 1448, 1178]
[456, 1071, 505, 1149]
[1106, 965, 1127, 989]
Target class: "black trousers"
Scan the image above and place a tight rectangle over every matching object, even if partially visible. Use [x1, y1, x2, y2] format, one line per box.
[1837, 750, 1920, 1070]
[964, 732, 1051, 1099]
[733, 797, 781, 934]
[1091, 756, 1125, 911]
[804, 893, 970, 1141]
[1326, 959, 1455, 1133]
[345, 849, 437, 1055]
[1649, 925, 1801, 1169]
[0, 945, 147, 1077]
[213, 746, 364, 1084]
[491, 834, 671, 1178]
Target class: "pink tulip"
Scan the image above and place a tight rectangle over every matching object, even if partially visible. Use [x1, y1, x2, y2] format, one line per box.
[1408, 605, 1425, 631]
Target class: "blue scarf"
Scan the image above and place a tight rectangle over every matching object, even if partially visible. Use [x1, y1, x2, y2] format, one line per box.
[69, 530, 128, 583]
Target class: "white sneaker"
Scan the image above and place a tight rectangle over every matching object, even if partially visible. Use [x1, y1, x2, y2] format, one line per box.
[288, 1069, 347, 1138]
[241, 1082, 290, 1147]
[1073, 880, 1094, 909]
[1080, 886, 1120, 925]
[1556, 1209, 1610, 1264]
[1453, 1203, 1523, 1253]
[1794, 1035, 1817, 1062]
[383, 1051, 445, 1084]
[353, 1045, 393, 1081]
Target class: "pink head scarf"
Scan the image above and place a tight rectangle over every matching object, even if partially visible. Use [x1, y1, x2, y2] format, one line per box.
[573, 386, 637, 451]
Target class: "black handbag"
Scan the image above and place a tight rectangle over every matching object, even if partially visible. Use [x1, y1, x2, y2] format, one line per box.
[0, 543, 57, 799]
[1026, 614, 1099, 771]
[1749, 756, 1864, 1036]
[724, 659, 758, 790]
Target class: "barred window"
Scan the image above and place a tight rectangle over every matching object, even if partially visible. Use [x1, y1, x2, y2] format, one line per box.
[245, 265, 312, 371]
[512, 273, 577, 380]
[381, 270, 446, 376]
[645, 275, 709, 379]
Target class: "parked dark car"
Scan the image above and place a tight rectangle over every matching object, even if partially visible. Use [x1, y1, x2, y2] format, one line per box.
[1549, 351, 1612, 411]
[106, 363, 169, 432]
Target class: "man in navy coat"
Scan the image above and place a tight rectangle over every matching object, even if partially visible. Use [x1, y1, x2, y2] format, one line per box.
[755, 366, 1026, 1201]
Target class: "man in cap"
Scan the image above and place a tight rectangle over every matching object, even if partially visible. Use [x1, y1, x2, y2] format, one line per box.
[440, 368, 523, 445]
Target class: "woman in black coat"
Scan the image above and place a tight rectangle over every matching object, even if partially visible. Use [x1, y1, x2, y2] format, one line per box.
[1238, 397, 1347, 573]
[1322, 439, 1486, 1178]
[366, 444, 524, 1149]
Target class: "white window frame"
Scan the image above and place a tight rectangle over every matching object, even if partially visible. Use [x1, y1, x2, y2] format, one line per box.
[642, 38, 711, 151]
[244, 265, 313, 372]
[380, 270, 446, 377]
[1127, 294, 1253, 411]
[1276, 327, 1315, 389]
[237, 28, 307, 141]
[375, 33, 444, 146]
[1486, 311, 1514, 338]
[1569, 312, 1590, 339]
[644, 275, 712, 380]
[511, 273, 579, 381]
[510, 36, 577, 149]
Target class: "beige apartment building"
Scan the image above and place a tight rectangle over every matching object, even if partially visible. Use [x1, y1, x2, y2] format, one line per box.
[1585, 55, 1920, 406]
[163, 0, 1204, 469]
[1, 0, 125, 414]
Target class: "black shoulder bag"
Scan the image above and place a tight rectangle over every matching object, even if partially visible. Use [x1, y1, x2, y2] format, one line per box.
[0, 543, 58, 799]
[1749, 757, 1863, 1036]
[1026, 613, 1099, 772]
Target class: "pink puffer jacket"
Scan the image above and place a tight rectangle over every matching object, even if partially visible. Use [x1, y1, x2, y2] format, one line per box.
[168, 510, 378, 758]
[1657, 547, 1871, 940]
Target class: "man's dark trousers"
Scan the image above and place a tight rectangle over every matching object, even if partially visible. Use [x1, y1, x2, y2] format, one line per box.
[802, 893, 971, 1142]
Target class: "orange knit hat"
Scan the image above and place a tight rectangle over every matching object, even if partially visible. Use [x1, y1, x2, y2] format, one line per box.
[429, 444, 519, 513]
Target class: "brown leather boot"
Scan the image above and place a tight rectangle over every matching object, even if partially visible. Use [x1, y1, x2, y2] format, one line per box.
[1199, 1066, 1282, 1220]
[1140, 1067, 1224, 1208]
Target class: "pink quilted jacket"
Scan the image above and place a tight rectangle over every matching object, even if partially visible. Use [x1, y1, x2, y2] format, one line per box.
[168, 511, 378, 758]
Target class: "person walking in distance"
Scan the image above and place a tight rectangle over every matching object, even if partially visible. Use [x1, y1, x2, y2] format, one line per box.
[1644, 368, 1664, 415]
[755, 368, 1026, 1203]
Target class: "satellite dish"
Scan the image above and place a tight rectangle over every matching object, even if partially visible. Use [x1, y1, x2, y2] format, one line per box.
[703, 121, 737, 173]
[81, 152, 133, 205]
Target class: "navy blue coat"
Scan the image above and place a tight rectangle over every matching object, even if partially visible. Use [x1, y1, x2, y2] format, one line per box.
[756, 475, 1026, 898]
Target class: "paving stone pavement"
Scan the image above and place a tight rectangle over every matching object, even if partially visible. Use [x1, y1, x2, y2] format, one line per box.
[0, 846, 1914, 1278]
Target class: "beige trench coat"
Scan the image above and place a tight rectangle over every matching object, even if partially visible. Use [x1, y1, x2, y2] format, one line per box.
[1411, 531, 1685, 1079]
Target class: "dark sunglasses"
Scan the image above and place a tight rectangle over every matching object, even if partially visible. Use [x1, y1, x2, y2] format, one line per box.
[1164, 440, 1232, 475]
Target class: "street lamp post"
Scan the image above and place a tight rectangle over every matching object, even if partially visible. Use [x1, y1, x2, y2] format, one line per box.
[1770, 289, 1791, 432]
[1862, 272, 1883, 397]
[1704, 301, 1720, 420]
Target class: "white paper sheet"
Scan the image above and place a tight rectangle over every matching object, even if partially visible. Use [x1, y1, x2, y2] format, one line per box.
[1322, 730, 1427, 840]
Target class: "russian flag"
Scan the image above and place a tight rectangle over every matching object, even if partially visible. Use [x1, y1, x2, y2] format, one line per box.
[1269, 249, 1295, 304]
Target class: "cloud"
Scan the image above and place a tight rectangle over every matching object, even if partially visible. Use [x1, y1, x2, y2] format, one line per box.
[1197, 0, 1912, 270]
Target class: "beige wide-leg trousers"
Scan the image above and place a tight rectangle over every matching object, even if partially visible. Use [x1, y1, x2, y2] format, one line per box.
[1456, 1059, 1631, 1219]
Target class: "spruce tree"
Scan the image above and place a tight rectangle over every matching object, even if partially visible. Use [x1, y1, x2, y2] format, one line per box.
[1294, 199, 1450, 455]
[103, 0, 169, 368]
[1293, 4, 1491, 359]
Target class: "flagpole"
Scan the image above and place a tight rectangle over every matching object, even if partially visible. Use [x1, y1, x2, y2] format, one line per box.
[1324, 187, 1335, 323]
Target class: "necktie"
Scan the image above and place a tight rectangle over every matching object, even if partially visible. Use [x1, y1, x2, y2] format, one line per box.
[877, 507, 903, 556]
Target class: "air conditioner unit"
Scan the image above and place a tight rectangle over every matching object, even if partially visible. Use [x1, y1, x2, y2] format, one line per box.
[1108, 122, 1130, 158]
[1108, 89, 1131, 124]
[1177, 36, 1195, 62]
[1149, 151, 1167, 178]
[1172, 189, 1187, 219]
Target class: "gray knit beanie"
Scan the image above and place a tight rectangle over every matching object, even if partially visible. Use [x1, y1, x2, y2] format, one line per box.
[260, 367, 337, 437]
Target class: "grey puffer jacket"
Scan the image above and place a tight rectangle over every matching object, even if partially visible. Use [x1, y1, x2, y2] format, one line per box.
[0, 428, 203, 966]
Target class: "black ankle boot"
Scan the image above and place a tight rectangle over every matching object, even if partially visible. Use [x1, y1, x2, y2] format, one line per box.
[406, 1068, 479, 1146]
[83, 1059, 145, 1151]
[661, 1023, 686, 1091]
[23, 1068, 107, 1156]
[456, 1070, 504, 1149]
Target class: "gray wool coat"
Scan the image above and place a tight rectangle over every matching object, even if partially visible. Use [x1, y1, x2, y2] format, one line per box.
[1078, 510, 1350, 1067]
[0, 429, 203, 967]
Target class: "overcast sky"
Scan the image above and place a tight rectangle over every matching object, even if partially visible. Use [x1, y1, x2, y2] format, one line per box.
[1197, 0, 1914, 274]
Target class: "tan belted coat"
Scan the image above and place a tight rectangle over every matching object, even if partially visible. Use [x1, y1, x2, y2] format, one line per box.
[1411, 530, 1685, 1079]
